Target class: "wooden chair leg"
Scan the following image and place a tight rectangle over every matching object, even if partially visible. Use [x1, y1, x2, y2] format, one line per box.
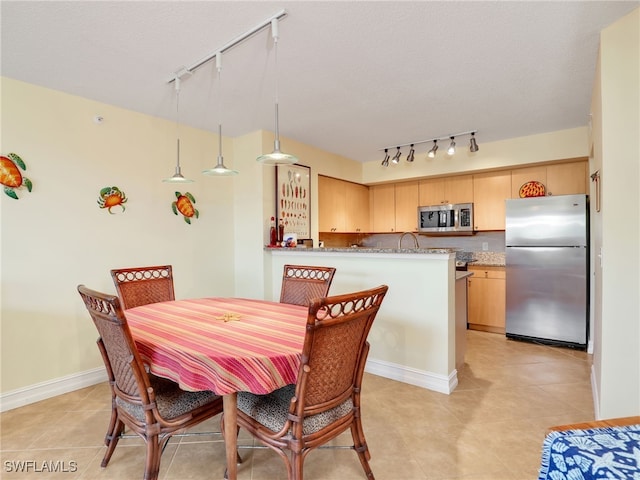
[103, 398, 118, 447]
[143, 436, 161, 480]
[101, 420, 124, 467]
[350, 421, 374, 478]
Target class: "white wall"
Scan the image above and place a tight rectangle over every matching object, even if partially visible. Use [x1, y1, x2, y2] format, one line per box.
[591, 8, 640, 419]
[0, 78, 237, 396]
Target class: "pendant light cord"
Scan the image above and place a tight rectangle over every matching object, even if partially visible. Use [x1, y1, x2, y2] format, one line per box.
[272, 19, 280, 143]
[175, 77, 181, 169]
[217, 54, 223, 158]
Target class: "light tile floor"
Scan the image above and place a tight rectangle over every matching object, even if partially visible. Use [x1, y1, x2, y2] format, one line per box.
[0, 330, 594, 479]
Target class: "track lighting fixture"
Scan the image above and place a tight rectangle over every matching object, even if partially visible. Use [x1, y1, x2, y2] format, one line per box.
[447, 137, 456, 155]
[469, 132, 479, 152]
[391, 147, 401, 164]
[427, 140, 438, 158]
[406, 145, 415, 162]
[380, 130, 478, 166]
[165, 10, 289, 173]
[381, 149, 390, 167]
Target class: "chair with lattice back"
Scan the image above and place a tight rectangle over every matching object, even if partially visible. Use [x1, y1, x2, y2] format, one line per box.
[77, 285, 224, 480]
[279, 264, 336, 307]
[231, 284, 389, 480]
[110, 265, 175, 310]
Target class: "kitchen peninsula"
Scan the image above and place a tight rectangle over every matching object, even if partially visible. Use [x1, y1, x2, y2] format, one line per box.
[264, 247, 469, 394]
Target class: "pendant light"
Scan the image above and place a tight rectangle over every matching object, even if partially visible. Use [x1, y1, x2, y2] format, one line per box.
[202, 53, 239, 176]
[256, 18, 298, 166]
[163, 75, 194, 183]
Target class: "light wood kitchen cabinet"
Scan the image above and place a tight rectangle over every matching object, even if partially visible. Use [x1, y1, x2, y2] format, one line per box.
[370, 183, 396, 232]
[511, 161, 587, 198]
[419, 175, 473, 205]
[344, 181, 370, 232]
[472, 171, 511, 231]
[467, 266, 505, 334]
[318, 175, 369, 232]
[394, 181, 419, 232]
[511, 166, 547, 198]
[546, 161, 588, 196]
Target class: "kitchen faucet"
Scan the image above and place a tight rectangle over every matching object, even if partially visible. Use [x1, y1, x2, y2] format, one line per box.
[398, 232, 419, 249]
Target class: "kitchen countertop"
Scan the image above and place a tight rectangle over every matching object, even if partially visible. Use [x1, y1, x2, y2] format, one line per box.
[265, 246, 459, 254]
[265, 246, 507, 266]
[470, 251, 506, 267]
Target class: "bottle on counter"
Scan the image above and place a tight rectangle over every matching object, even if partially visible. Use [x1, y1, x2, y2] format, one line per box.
[269, 217, 277, 246]
[278, 219, 285, 244]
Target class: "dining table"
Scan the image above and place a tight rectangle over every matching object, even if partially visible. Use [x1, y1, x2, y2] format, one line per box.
[125, 297, 309, 480]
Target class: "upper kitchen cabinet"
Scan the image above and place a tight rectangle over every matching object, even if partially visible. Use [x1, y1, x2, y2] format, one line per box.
[511, 160, 587, 198]
[419, 175, 473, 205]
[370, 183, 396, 232]
[473, 171, 511, 231]
[395, 181, 420, 232]
[318, 175, 370, 233]
[546, 161, 588, 196]
[511, 166, 547, 198]
[345, 180, 370, 232]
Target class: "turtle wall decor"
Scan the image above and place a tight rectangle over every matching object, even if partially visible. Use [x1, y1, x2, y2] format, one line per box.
[172, 191, 199, 224]
[0, 153, 33, 199]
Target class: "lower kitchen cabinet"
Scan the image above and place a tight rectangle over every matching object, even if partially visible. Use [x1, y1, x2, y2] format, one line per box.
[467, 266, 505, 334]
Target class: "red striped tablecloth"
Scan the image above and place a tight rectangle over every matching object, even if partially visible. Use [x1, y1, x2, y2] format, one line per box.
[126, 298, 308, 395]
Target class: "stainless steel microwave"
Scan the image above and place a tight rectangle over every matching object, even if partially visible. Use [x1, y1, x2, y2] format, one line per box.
[417, 203, 474, 234]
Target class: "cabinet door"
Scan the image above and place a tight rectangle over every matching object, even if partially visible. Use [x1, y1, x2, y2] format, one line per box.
[546, 161, 587, 196]
[318, 176, 346, 232]
[473, 171, 511, 231]
[394, 181, 419, 232]
[445, 175, 474, 203]
[371, 184, 396, 232]
[511, 166, 547, 198]
[418, 178, 446, 205]
[467, 267, 505, 333]
[345, 182, 370, 232]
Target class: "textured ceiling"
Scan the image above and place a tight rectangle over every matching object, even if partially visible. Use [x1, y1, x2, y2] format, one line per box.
[2, 1, 637, 162]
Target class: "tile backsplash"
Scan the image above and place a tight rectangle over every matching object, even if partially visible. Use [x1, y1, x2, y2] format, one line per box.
[319, 231, 506, 254]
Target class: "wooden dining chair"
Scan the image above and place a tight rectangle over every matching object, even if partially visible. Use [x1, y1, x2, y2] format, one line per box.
[279, 264, 336, 307]
[77, 285, 224, 480]
[230, 284, 389, 480]
[110, 265, 175, 310]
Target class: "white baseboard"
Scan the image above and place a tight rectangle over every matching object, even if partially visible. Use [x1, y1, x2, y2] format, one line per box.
[1, 359, 457, 413]
[365, 357, 458, 394]
[0, 367, 108, 412]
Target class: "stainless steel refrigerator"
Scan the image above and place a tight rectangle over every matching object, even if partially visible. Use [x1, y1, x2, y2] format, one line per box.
[505, 194, 589, 349]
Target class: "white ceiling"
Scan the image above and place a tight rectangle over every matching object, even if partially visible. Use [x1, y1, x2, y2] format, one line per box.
[2, 1, 637, 163]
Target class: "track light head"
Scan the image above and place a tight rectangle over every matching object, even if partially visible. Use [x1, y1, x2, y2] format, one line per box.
[392, 147, 401, 164]
[381, 149, 390, 167]
[469, 132, 479, 152]
[406, 145, 415, 162]
[427, 140, 438, 158]
[447, 137, 456, 155]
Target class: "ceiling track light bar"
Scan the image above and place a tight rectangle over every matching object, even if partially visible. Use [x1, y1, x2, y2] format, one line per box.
[380, 130, 477, 151]
[167, 9, 288, 83]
